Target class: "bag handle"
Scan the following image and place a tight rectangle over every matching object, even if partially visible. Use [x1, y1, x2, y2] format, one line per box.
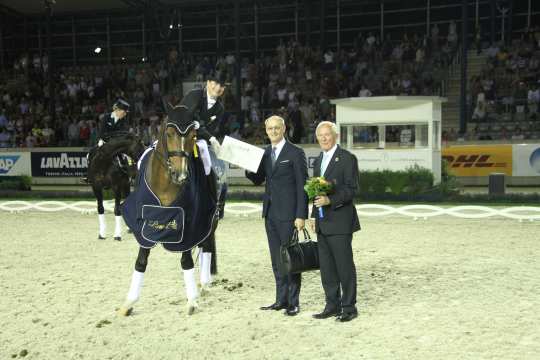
[301, 228, 311, 241]
[289, 228, 300, 246]
[288, 228, 312, 247]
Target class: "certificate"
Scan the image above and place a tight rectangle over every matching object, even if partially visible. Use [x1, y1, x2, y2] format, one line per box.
[218, 136, 264, 172]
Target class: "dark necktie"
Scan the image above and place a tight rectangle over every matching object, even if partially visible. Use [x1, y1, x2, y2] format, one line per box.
[271, 147, 277, 168]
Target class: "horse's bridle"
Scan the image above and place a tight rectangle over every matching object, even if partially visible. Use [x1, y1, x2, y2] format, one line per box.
[153, 121, 198, 181]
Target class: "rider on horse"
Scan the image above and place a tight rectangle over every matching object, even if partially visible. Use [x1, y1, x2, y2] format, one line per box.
[84, 99, 131, 183]
[180, 74, 229, 218]
[180, 74, 227, 173]
[97, 98, 131, 144]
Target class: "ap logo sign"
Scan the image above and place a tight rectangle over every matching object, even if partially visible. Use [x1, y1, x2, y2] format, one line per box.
[0, 155, 20, 174]
[529, 148, 540, 174]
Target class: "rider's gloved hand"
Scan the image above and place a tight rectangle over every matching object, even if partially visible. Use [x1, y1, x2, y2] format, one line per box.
[209, 136, 221, 155]
[98, 139, 105, 147]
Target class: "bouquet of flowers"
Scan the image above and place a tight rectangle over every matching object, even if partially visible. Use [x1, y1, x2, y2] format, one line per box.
[304, 176, 334, 218]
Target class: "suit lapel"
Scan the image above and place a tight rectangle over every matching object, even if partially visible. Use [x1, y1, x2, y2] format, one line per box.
[264, 146, 272, 175]
[323, 146, 340, 178]
[314, 152, 323, 177]
[201, 94, 209, 119]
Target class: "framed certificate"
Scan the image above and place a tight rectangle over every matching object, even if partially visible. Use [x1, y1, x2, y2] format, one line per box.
[218, 136, 264, 172]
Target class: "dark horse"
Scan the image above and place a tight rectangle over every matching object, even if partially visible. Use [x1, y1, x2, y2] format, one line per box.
[87, 132, 146, 240]
[119, 105, 220, 316]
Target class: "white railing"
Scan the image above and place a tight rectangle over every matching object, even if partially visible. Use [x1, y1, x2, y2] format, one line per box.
[1, 200, 539, 221]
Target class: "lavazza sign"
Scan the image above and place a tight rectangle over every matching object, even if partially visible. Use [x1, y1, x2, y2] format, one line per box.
[31, 152, 88, 177]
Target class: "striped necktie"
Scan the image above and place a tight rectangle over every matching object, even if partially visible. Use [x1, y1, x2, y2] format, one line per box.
[271, 147, 277, 167]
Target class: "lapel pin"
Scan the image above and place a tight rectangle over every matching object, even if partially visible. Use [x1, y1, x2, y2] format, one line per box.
[335, 157, 339, 162]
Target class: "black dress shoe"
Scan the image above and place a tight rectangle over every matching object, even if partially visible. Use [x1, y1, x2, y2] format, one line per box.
[285, 306, 300, 316]
[260, 302, 288, 311]
[336, 312, 358, 322]
[312, 308, 339, 319]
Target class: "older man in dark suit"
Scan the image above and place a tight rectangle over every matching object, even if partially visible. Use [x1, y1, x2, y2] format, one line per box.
[246, 115, 308, 316]
[310, 121, 360, 322]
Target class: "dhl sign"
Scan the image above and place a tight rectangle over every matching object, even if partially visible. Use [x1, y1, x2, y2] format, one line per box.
[442, 145, 512, 176]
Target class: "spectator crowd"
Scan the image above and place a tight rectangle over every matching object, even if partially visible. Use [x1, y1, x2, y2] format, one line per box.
[0, 22, 473, 149]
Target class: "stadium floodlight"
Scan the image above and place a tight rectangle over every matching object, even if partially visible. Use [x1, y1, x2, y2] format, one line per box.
[94, 47, 102, 54]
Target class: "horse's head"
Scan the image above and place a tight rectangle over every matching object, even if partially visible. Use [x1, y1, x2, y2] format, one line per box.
[157, 104, 197, 185]
[124, 133, 146, 161]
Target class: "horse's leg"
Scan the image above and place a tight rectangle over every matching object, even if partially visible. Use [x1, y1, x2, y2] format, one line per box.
[198, 233, 217, 295]
[181, 251, 199, 315]
[119, 247, 150, 316]
[113, 184, 123, 241]
[92, 185, 106, 239]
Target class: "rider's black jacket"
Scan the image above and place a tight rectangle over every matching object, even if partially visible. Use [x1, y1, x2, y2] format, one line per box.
[180, 87, 225, 141]
[98, 113, 130, 141]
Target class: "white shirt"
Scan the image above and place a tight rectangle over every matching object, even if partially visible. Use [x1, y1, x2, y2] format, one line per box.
[271, 138, 286, 160]
[320, 144, 338, 175]
[207, 88, 216, 109]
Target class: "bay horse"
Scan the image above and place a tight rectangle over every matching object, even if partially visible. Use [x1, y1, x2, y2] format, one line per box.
[87, 132, 146, 240]
[119, 104, 220, 316]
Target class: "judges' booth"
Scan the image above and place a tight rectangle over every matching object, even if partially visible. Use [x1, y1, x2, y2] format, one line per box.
[331, 96, 447, 184]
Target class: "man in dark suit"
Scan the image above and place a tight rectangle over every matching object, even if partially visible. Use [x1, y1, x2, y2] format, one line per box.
[246, 115, 308, 316]
[310, 121, 360, 322]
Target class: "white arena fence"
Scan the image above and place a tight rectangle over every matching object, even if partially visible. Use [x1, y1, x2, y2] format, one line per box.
[0, 201, 539, 221]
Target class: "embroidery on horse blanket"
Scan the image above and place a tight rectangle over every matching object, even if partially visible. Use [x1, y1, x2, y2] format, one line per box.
[141, 205, 185, 244]
[122, 145, 218, 252]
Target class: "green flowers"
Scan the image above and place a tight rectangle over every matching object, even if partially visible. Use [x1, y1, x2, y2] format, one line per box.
[304, 176, 334, 200]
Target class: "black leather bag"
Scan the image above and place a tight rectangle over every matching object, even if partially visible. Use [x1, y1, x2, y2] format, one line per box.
[279, 229, 320, 275]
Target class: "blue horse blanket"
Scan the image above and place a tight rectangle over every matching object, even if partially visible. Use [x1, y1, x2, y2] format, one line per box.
[122, 146, 218, 252]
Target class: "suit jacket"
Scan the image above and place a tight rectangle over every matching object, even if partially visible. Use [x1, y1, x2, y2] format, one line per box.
[180, 87, 225, 141]
[311, 145, 361, 235]
[98, 113, 130, 141]
[246, 141, 308, 222]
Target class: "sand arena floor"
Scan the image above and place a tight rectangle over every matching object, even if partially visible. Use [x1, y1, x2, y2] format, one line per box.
[1, 210, 539, 360]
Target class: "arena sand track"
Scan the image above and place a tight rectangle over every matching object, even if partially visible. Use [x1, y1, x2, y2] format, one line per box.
[1, 211, 539, 360]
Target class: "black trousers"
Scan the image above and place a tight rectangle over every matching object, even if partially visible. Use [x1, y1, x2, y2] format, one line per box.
[317, 232, 357, 314]
[264, 217, 301, 307]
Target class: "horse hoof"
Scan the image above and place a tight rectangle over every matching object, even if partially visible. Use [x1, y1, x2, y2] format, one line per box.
[199, 285, 211, 297]
[98, 235, 106, 240]
[114, 237, 122, 241]
[186, 300, 198, 315]
[118, 306, 133, 316]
